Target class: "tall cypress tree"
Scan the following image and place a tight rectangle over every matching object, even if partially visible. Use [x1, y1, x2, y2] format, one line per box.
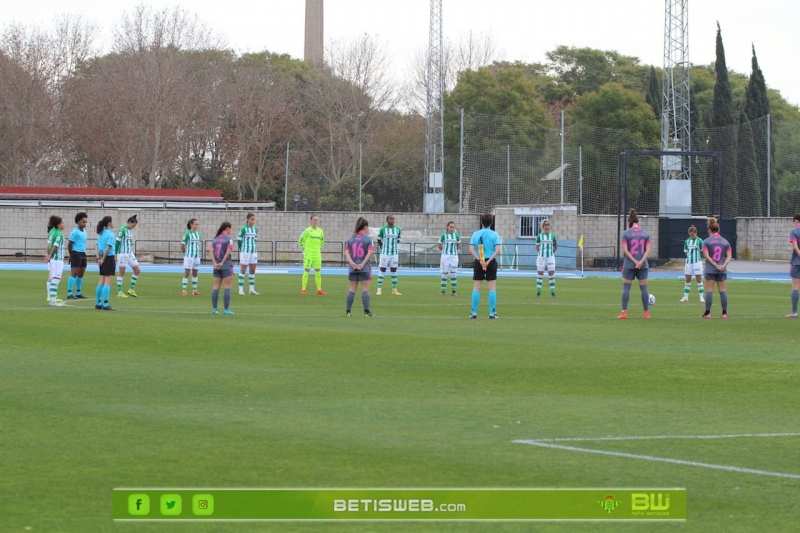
[646, 66, 661, 118]
[710, 23, 737, 217]
[744, 45, 773, 215]
[736, 109, 761, 216]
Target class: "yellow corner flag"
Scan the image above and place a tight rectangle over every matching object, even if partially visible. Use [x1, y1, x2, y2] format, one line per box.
[578, 235, 584, 250]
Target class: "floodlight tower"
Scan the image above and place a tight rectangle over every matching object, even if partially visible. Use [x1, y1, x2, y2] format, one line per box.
[660, 0, 692, 216]
[424, 0, 445, 213]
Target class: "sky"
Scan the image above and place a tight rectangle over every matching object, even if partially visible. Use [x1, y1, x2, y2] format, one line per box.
[4, 0, 799, 107]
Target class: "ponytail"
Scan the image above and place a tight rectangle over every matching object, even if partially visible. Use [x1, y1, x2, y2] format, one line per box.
[187, 218, 197, 230]
[628, 208, 639, 228]
[47, 215, 62, 233]
[215, 221, 232, 237]
[707, 217, 720, 234]
[96, 216, 112, 234]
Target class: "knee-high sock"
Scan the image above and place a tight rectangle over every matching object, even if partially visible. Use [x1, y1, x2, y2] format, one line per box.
[488, 290, 497, 314]
[683, 282, 691, 296]
[377, 272, 384, 289]
[302, 271, 309, 290]
[792, 290, 799, 314]
[441, 274, 448, 292]
[536, 275, 543, 294]
[621, 283, 631, 310]
[471, 290, 480, 315]
[116, 277, 123, 292]
[549, 276, 556, 295]
[95, 284, 103, 305]
[211, 289, 219, 309]
[249, 274, 255, 289]
[102, 285, 111, 306]
[640, 283, 649, 311]
[76, 277, 83, 295]
[346, 291, 355, 312]
[130, 274, 138, 289]
[315, 270, 322, 290]
[223, 289, 231, 310]
[450, 272, 457, 291]
[719, 291, 728, 311]
[238, 274, 245, 290]
[68, 276, 75, 295]
[192, 276, 198, 291]
[705, 292, 713, 312]
[361, 290, 370, 311]
[182, 277, 188, 291]
[391, 273, 398, 290]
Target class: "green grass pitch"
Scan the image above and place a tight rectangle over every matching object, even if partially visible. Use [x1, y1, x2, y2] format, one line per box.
[2, 270, 799, 532]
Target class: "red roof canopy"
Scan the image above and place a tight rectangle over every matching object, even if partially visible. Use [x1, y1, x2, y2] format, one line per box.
[0, 187, 223, 201]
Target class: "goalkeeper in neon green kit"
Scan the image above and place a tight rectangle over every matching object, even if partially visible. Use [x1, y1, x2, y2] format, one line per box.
[299, 215, 325, 295]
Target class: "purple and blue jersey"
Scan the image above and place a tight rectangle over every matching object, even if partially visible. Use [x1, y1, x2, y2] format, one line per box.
[621, 226, 651, 270]
[702, 234, 731, 274]
[346, 232, 374, 274]
[790, 225, 800, 266]
[212, 233, 233, 269]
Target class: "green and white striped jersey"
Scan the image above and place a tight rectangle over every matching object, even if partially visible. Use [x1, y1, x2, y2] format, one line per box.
[116, 226, 134, 254]
[439, 231, 460, 256]
[182, 230, 201, 258]
[378, 225, 401, 255]
[237, 225, 258, 253]
[684, 236, 703, 264]
[48, 229, 64, 261]
[536, 232, 557, 257]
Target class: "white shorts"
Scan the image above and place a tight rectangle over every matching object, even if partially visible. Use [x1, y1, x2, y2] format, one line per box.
[379, 254, 399, 269]
[117, 253, 139, 268]
[537, 256, 556, 272]
[440, 255, 459, 273]
[48, 259, 64, 279]
[183, 256, 201, 270]
[684, 261, 703, 276]
[239, 252, 258, 265]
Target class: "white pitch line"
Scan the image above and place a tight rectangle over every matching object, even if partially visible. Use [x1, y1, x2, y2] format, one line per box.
[526, 432, 800, 442]
[514, 440, 800, 480]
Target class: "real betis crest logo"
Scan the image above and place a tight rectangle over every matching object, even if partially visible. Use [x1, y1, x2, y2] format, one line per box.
[599, 494, 621, 514]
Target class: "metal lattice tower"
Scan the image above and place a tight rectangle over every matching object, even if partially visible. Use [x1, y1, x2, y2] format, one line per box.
[424, 0, 444, 211]
[661, 0, 691, 181]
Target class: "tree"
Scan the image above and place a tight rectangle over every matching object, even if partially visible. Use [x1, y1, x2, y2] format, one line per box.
[0, 16, 96, 185]
[646, 66, 660, 118]
[112, 5, 220, 188]
[744, 45, 772, 215]
[223, 54, 298, 201]
[710, 23, 738, 217]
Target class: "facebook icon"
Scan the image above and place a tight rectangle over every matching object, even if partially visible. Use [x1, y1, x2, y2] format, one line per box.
[128, 494, 150, 515]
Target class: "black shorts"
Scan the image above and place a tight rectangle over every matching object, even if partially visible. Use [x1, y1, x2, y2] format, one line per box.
[69, 251, 87, 269]
[99, 255, 116, 276]
[473, 259, 498, 281]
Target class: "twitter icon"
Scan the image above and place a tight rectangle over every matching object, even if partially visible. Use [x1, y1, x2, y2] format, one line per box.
[160, 494, 182, 516]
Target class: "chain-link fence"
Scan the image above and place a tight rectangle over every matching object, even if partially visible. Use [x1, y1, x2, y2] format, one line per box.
[452, 113, 799, 217]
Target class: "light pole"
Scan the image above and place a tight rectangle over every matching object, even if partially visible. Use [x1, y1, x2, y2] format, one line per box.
[293, 194, 300, 211]
[302, 198, 308, 211]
